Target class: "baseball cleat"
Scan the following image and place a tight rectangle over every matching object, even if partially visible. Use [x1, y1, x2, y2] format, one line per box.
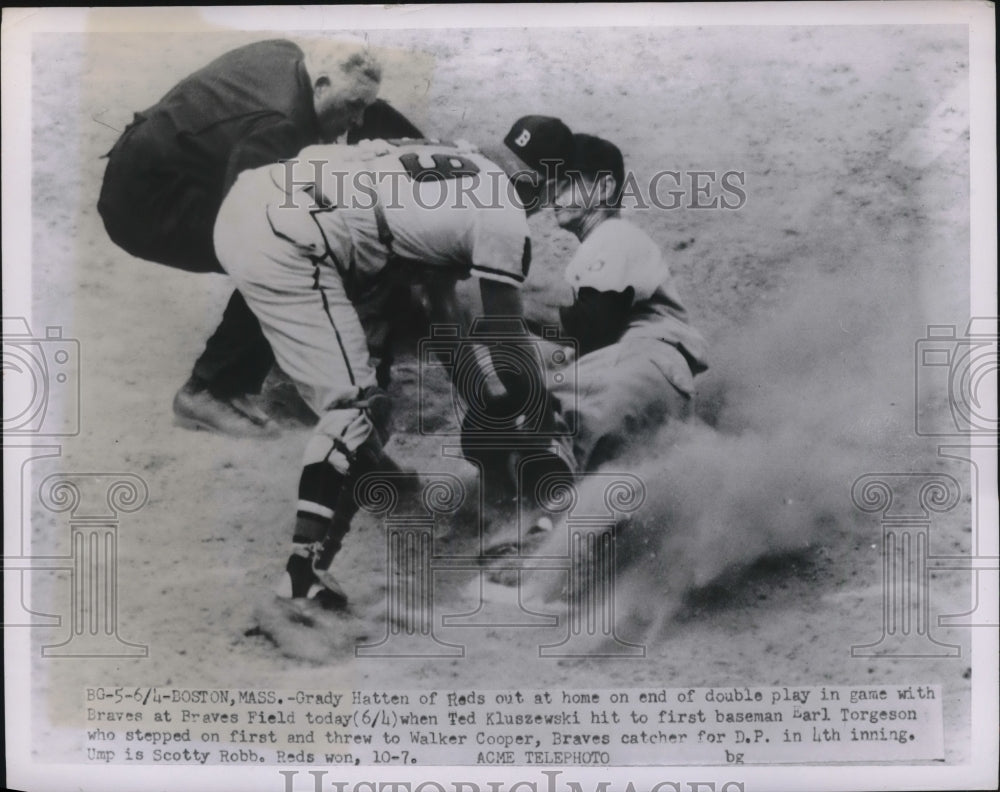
[530, 515, 554, 535]
[279, 543, 349, 612]
[172, 381, 279, 438]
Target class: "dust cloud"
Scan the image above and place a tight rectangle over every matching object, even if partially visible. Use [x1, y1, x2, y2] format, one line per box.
[528, 261, 944, 637]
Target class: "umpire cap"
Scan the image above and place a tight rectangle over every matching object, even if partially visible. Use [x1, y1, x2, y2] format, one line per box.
[569, 133, 625, 207]
[503, 115, 574, 175]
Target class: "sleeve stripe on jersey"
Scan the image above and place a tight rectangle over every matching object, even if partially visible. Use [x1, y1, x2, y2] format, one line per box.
[470, 263, 525, 286]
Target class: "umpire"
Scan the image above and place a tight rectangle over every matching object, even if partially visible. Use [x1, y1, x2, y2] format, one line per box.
[98, 38, 422, 437]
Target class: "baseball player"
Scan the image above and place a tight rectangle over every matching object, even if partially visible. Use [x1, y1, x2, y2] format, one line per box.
[98, 38, 422, 438]
[463, 133, 708, 555]
[212, 117, 575, 609]
[546, 133, 709, 475]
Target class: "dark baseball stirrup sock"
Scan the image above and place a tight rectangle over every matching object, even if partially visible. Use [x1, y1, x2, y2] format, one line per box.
[293, 461, 345, 544]
[287, 461, 346, 598]
[291, 518, 325, 546]
[285, 552, 316, 598]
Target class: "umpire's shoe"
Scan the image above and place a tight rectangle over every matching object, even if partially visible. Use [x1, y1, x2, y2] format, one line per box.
[172, 379, 279, 438]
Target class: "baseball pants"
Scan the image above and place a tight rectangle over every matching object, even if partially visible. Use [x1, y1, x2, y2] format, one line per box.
[549, 336, 693, 472]
[214, 168, 379, 475]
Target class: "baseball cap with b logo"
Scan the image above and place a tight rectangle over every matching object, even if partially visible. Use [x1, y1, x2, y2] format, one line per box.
[503, 115, 574, 175]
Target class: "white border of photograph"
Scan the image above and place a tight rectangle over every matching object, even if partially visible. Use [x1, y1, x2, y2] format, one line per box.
[3, 4, 996, 792]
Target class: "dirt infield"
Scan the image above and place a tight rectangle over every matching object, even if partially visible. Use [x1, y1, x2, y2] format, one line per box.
[26, 25, 974, 764]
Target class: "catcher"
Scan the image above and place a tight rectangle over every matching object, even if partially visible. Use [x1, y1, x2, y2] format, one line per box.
[546, 132, 709, 474]
[470, 132, 709, 543]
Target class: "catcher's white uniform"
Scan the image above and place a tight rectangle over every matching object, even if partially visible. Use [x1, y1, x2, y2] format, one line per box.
[214, 141, 529, 498]
[550, 217, 708, 471]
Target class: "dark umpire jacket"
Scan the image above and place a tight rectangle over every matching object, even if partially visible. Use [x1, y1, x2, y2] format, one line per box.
[98, 39, 419, 274]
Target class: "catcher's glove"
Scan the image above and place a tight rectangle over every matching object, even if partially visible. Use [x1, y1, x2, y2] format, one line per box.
[458, 389, 573, 499]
